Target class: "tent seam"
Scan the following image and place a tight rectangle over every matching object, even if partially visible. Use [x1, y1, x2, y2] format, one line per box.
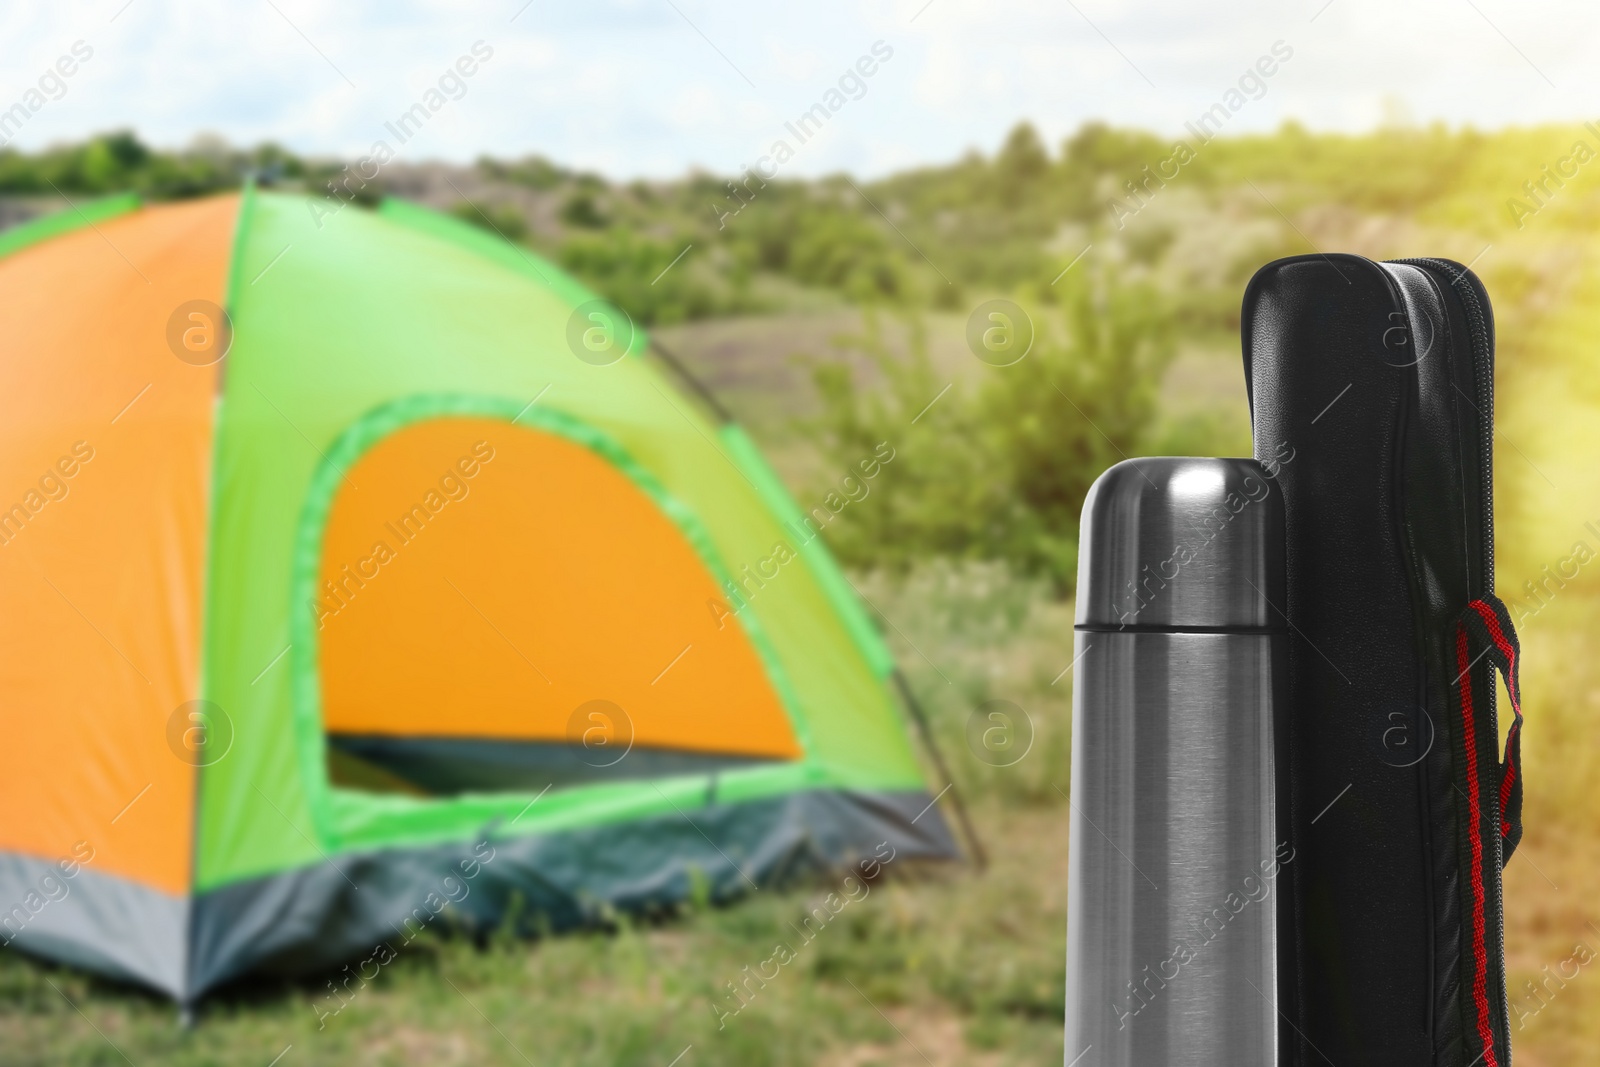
[185, 180, 256, 995]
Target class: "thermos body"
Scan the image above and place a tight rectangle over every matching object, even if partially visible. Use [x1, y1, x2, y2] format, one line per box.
[1064, 458, 1289, 1067]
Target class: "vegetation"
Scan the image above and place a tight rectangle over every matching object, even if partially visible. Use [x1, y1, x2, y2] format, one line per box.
[4, 118, 1600, 1063]
[2, 121, 1527, 326]
[0, 131, 299, 198]
[801, 266, 1174, 590]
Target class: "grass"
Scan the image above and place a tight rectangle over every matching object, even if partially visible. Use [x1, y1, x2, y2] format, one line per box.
[0, 833, 1055, 1067]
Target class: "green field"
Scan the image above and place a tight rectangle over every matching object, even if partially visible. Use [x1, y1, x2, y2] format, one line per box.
[3, 121, 1600, 1064]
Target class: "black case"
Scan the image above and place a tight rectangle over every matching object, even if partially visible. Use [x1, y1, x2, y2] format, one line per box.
[1243, 255, 1524, 1066]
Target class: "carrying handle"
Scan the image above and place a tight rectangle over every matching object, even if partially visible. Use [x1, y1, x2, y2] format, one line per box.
[1453, 594, 1525, 864]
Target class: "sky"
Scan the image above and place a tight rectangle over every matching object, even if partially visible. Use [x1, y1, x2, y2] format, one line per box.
[2, 0, 1598, 179]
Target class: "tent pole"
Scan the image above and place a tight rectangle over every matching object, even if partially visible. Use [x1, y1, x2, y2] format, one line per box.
[647, 338, 735, 424]
[892, 669, 987, 872]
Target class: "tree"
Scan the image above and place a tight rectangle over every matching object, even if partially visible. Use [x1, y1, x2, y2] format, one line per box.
[995, 122, 1051, 201]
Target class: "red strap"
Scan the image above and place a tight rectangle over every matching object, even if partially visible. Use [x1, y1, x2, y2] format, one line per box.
[1462, 596, 1525, 859]
[1451, 593, 1523, 1067]
[1454, 627, 1499, 1067]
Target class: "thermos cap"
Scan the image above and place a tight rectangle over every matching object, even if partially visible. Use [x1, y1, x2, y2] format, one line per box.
[1075, 457, 1285, 631]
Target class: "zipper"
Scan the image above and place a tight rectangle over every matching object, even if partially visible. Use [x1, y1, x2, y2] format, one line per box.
[1397, 258, 1494, 587]
[1399, 256, 1508, 1061]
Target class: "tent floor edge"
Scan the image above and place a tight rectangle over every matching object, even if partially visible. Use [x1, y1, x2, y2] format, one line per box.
[187, 787, 957, 1002]
[0, 850, 188, 999]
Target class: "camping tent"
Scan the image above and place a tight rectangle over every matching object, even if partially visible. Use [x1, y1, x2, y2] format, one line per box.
[0, 187, 960, 1003]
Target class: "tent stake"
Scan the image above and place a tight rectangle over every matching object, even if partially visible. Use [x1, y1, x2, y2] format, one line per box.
[892, 670, 987, 871]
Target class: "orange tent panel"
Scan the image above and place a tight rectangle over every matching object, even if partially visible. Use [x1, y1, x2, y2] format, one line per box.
[0, 196, 237, 895]
[317, 416, 802, 760]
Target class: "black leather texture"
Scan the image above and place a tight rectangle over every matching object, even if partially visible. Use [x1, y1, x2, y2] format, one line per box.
[1242, 254, 1508, 1067]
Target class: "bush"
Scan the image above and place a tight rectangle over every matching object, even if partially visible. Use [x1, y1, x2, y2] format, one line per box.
[557, 229, 757, 325]
[801, 266, 1175, 591]
[449, 200, 527, 242]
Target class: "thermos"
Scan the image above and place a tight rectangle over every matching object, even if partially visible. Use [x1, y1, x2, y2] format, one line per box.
[1064, 457, 1290, 1066]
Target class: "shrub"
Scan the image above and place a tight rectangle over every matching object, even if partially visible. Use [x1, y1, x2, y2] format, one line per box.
[801, 266, 1175, 591]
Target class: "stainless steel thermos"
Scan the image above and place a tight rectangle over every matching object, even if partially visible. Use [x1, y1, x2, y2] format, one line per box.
[1064, 457, 1289, 1066]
